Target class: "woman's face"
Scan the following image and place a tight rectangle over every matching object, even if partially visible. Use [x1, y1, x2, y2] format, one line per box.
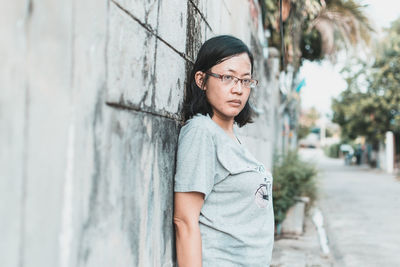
[198, 53, 252, 122]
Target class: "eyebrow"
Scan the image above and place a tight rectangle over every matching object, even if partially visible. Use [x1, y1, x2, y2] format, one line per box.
[226, 68, 251, 76]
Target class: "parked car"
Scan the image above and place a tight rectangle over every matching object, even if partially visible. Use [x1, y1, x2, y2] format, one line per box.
[299, 133, 320, 148]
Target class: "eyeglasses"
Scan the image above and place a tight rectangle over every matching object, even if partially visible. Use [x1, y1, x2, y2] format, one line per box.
[205, 72, 258, 89]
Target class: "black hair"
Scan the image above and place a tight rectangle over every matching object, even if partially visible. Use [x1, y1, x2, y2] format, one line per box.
[183, 35, 255, 127]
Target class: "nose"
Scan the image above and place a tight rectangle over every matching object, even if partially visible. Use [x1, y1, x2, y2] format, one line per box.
[231, 80, 243, 94]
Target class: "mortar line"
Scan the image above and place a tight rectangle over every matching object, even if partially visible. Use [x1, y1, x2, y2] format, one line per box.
[105, 101, 183, 123]
[110, 0, 194, 64]
[188, 0, 213, 32]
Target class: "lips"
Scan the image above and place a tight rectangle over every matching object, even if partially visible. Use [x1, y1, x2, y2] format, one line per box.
[228, 99, 242, 105]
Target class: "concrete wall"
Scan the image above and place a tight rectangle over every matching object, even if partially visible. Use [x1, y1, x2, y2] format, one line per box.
[0, 1, 282, 266]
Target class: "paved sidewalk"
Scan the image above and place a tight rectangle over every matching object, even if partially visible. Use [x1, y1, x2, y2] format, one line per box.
[271, 211, 335, 267]
[291, 148, 400, 267]
[271, 148, 400, 266]
[317, 153, 400, 266]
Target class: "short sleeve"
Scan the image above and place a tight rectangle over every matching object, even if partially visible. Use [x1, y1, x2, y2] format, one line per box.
[174, 125, 216, 200]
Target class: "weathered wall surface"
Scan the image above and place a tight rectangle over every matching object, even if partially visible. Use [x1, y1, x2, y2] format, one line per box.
[0, 1, 281, 266]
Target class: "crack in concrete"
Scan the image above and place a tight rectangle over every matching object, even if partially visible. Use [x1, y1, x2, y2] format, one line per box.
[111, 0, 194, 64]
[19, 0, 35, 266]
[150, 0, 160, 111]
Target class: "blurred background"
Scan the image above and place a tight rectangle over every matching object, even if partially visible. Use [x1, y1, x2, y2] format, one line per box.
[1, 0, 399, 266]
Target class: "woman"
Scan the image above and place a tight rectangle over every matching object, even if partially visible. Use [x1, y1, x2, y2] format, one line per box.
[174, 35, 274, 267]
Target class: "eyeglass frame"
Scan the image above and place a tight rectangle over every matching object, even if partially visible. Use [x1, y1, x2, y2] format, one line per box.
[205, 72, 259, 89]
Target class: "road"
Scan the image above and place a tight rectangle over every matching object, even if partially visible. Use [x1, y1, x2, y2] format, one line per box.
[300, 148, 400, 267]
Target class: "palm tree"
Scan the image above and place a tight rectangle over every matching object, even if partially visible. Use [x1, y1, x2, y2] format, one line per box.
[308, 0, 374, 59]
[261, 0, 374, 69]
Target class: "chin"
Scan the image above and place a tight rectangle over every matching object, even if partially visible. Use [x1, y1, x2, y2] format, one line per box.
[226, 110, 242, 118]
[215, 106, 243, 119]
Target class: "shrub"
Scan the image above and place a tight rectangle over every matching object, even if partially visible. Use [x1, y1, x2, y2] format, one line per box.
[272, 150, 318, 226]
[297, 125, 311, 140]
[323, 143, 341, 158]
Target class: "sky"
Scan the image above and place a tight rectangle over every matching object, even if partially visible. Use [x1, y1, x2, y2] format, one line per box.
[299, 0, 400, 118]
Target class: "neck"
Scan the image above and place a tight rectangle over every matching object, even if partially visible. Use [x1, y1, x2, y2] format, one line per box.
[211, 112, 235, 134]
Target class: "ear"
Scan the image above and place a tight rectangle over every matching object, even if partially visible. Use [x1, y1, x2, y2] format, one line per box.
[194, 71, 206, 90]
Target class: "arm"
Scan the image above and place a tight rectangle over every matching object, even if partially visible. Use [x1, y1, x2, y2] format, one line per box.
[174, 192, 205, 267]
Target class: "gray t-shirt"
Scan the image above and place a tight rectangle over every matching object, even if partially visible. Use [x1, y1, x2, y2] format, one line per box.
[174, 113, 274, 267]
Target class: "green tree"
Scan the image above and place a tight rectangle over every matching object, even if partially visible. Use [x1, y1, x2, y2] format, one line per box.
[332, 18, 400, 145]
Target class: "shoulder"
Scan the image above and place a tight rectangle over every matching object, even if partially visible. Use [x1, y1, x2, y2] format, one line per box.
[180, 113, 215, 137]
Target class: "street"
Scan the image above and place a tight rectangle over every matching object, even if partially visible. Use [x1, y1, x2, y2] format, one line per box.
[301, 148, 400, 267]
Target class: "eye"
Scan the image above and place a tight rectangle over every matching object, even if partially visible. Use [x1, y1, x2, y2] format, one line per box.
[242, 79, 251, 86]
[222, 75, 234, 82]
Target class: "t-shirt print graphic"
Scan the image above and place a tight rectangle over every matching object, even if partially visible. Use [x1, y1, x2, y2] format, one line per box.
[254, 178, 272, 208]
